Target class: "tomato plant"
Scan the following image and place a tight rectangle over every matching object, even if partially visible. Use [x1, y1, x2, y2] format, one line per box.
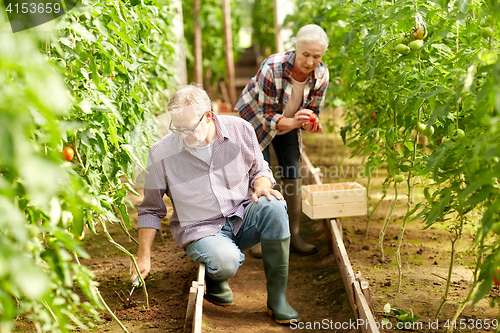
[0, 0, 179, 330]
[289, 0, 500, 318]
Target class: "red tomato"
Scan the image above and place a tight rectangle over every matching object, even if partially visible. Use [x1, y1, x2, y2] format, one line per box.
[63, 147, 75, 161]
[309, 113, 316, 124]
[371, 113, 376, 120]
[493, 269, 500, 286]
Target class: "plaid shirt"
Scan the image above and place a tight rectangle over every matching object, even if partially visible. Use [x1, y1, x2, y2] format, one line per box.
[236, 50, 329, 151]
[137, 113, 275, 249]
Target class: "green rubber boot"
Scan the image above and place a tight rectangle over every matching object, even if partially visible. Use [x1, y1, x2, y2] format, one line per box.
[261, 236, 299, 324]
[204, 277, 234, 307]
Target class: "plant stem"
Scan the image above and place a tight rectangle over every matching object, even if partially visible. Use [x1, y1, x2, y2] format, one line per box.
[395, 182, 411, 292]
[365, 192, 387, 237]
[96, 288, 129, 333]
[99, 218, 149, 308]
[379, 183, 397, 262]
[435, 217, 462, 319]
[112, 203, 139, 246]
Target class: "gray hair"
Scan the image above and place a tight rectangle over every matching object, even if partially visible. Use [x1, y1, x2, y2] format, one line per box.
[167, 84, 212, 116]
[295, 24, 328, 54]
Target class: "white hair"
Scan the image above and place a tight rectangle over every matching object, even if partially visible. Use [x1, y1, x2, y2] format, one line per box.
[295, 24, 328, 54]
[167, 84, 211, 116]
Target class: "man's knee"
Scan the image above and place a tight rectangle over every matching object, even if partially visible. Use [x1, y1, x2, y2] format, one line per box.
[257, 195, 287, 215]
[207, 247, 242, 281]
[256, 196, 290, 238]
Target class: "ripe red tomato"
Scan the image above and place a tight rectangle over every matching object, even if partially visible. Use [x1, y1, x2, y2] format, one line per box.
[494, 269, 500, 286]
[371, 113, 376, 120]
[309, 113, 317, 124]
[63, 147, 75, 161]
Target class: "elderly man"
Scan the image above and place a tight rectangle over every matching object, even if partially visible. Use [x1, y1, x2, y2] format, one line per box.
[131, 85, 299, 324]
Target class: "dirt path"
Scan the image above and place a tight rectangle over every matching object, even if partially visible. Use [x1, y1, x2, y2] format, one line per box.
[80, 186, 355, 333]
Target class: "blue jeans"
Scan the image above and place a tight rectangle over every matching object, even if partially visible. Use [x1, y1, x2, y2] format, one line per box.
[262, 129, 301, 180]
[185, 196, 290, 281]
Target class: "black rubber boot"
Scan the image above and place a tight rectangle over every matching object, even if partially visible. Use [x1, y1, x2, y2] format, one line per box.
[204, 277, 234, 307]
[261, 236, 299, 324]
[282, 178, 318, 255]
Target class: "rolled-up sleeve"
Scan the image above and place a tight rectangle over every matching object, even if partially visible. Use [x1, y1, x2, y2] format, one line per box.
[137, 154, 167, 230]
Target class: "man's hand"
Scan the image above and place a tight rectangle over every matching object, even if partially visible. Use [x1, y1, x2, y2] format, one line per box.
[131, 255, 151, 282]
[252, 177, 283, 203]
[130, 228, 156, 283]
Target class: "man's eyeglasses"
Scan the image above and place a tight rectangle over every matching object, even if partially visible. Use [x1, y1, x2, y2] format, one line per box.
[169, 113, 205, 136]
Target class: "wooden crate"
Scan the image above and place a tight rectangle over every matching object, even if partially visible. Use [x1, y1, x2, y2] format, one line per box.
[301, 182, 367, 219]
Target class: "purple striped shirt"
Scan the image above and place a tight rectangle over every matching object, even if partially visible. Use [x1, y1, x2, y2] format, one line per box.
[137, 113, 275, 249]
[235, 50, 329, 151]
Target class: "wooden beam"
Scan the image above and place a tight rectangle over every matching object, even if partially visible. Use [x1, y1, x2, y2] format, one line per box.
[329, 220, 379, 333]
[184, 285, 198, 333]
[192, 282, 204, 333]
[193, 0, 202, 85]
[221, 0, 237, 106]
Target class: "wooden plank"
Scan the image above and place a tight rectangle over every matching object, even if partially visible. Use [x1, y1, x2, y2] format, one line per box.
[197, 263, 205, 286]
[302, 183, 366, 206]
[184, 285, 198, 333]
[330, 220, 379, 333]
[192, 283, 204, 333]
[336, 218, 343, 240]
[356, 272, 373, 312]
[302, 199, 367, 219]
[353, 282, 379, 333]
[329, 219, 357, 316]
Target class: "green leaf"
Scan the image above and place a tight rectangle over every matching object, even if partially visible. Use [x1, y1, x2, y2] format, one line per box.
[71, 22, 97, 43]
[107, 22, 138, 48]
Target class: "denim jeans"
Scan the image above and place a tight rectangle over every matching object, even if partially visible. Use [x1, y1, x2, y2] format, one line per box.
[262, 129, 300, 180]
[184, 196, 290, 281]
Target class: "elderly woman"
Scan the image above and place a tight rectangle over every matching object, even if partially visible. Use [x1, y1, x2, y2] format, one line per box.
[236, 24, 329, 257]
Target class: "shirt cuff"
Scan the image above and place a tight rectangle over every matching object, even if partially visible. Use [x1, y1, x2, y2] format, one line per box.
[270, 113, 284, 131]
[137, 215, 162, 230]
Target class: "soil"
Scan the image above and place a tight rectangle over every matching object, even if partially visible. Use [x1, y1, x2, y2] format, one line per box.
[14, 111, 500, 333]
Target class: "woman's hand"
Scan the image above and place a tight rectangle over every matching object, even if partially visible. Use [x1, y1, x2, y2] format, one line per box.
[301, 110, 323, 134]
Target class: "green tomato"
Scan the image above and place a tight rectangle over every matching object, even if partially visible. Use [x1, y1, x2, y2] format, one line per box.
[481, 27, 494, 39]
[381, 188, 388, 194]
[394, 174, 405, 183]
[395, 44, 411, 55]
[441, 137, 451, 143]
[368, 207, 374, 213]
[424, 125, 435, 137]
[409, 40, 424, 52]
[491, 222, 500, 235]
[416, 123, 426, 133]
[397, 34, 405, 44]
[453, 129, 465, 140]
